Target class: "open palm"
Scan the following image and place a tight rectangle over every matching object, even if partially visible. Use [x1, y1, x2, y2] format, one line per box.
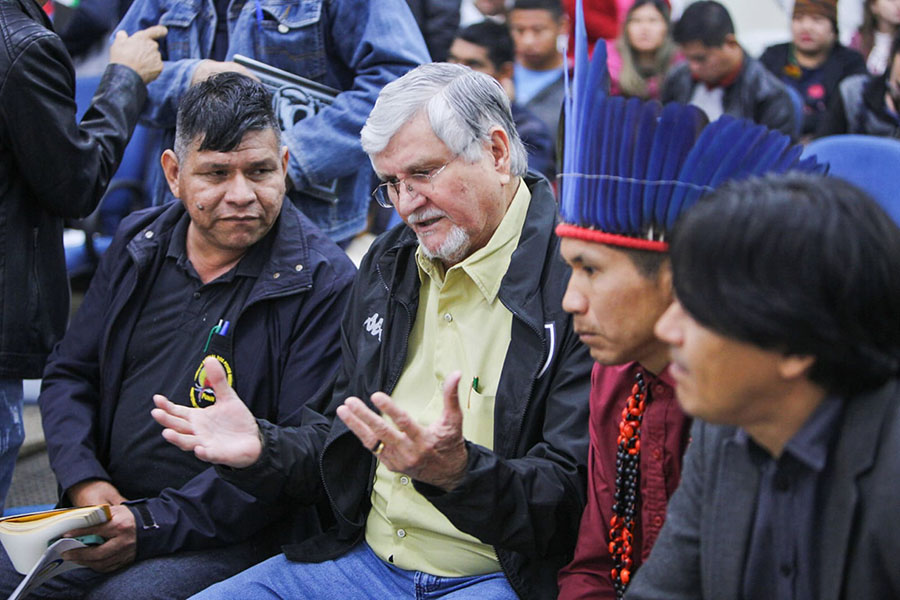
[151, 356, 262, 468]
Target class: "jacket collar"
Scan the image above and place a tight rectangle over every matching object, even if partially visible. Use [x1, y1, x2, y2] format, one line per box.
[127, 200, 314, 304]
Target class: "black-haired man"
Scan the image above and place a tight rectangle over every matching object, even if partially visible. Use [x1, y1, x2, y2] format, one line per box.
[509, 0, 569, 136]
[449, 19, 555, 178]
[663, 0, 797, 136]
[629, 174, 900, 599]
[0, 73, 356, 600]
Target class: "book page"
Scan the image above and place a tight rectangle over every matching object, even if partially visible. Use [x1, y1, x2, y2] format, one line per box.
[7, 538, 88, 600]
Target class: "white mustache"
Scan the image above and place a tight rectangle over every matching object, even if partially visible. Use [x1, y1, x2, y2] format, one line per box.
[407, 208, 447, 225]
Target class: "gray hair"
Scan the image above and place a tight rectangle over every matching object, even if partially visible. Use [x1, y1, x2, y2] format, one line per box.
[360, 63, 528, 176]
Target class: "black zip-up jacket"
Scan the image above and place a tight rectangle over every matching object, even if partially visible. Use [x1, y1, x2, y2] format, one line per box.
[219, 175, 593, 599]
[662, 50, 796, 138]
[0, 0, 146, 377]
[817, 72, 900, 138]
[759, 42, 867, 135]
[39, 201, 356, 559]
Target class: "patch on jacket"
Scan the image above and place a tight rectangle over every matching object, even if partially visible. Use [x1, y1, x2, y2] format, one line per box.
[191, 354, 233, 408]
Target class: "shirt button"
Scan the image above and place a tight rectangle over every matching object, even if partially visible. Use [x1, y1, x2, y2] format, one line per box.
[144, 231, 154, 239]
[443, 313, 452, 322]
[399, 476, 410, 486]
[193, 292, 201, 300]
[653, 515, 664, 527]
[295, 264, 303, 272]
[397, 529, 406, 538]
[652, 448, 662, 460]
[654, 384, 665, 394]
[277, 23, 290, 33]
[272, 272, 281, 279]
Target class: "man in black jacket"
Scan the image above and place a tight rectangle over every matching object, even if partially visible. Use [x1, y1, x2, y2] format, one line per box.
[0, 73, 356, 599]
[662, 1, 796, 137]
[152, 63, 593, 600]
[0, 0, 163, 510]
[760, 0, 866, 138]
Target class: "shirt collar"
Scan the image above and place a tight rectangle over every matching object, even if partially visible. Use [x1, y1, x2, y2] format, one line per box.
[735, 394, 843, 472]
[167, 212, 275, 282]
[416, 178, 531, 302]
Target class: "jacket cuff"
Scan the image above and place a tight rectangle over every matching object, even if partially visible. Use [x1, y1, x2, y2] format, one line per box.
[214, 419, 286, 502]
[100, 62, 148, 108]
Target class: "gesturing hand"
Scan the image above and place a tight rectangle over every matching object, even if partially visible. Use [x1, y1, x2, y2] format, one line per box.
[150, 356, 262, 468]
[336, 371, 469, 492]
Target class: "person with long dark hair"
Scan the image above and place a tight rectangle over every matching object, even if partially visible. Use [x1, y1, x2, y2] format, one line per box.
[607, 0, 676, 99]
[850, 0, 900, 74]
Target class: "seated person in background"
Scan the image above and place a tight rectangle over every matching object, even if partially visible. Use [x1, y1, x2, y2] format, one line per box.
[553, 22, 825, 600]
[0, 73, 356, 600]
[510, 0, 569, 137]
[818, 29, 900, 137]
[662, 1, 797, 136]
[628, 174, 900, 599]
[115, 0, 429, 244]
[850, 0, 900, 75]
[449, 19, 556, 179]
[151, 62, 593, 600]
[760, 0, 866, 139]
[607, 0, 677, 100]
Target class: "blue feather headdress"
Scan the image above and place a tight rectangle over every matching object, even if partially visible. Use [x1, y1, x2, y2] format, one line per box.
[557, 0, 827, 251]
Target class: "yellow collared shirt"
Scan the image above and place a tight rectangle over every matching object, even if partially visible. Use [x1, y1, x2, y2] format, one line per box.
[365, 179, 532, 576]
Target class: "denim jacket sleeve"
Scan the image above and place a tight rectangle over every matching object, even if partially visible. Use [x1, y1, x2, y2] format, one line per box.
[114, 0, 429, 189]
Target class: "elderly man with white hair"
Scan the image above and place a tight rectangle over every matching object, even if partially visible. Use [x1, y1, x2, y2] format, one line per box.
[151, 62, 593, 600]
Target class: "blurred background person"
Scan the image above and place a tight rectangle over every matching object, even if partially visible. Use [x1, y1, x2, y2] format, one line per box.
[819, 29, 900, 137]
[607, 0, 676, 99]
[0, 0, 163, 511]
[761, 0, 866, 140]
[510, 0, 569, 136]
[663, 1, 797, 136]
[405, 0, 462, 61]
[850, 0, 900, 74]
[115, 0, 429, 245]
[449, 20, 556, 178]
[460, 0, 508, 26]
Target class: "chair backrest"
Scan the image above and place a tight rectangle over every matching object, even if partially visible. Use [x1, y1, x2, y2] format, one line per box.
[802, 134, 900, 225]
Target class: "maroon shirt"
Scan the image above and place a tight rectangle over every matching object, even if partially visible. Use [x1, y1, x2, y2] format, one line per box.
[558, 361, 691, 599]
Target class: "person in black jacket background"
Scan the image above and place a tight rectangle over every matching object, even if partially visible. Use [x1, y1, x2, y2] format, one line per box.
[760, 0, 866, 139]
[0, 0, 163, 511]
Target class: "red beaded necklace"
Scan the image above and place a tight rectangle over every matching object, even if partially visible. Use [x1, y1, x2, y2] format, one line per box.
[609, 372, 646, 599]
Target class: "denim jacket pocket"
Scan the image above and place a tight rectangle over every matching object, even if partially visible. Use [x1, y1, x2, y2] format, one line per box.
[157, 1, 205, 61]
[252, 0, 327, 81]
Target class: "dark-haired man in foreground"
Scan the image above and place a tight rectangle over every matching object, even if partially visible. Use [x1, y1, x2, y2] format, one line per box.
[628, 174, 900, 599]
[0, 72, 356, 600]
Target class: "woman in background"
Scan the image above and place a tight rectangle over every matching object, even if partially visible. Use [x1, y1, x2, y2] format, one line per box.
[851, 0, 900, 74]
[607, 0, 676, 99]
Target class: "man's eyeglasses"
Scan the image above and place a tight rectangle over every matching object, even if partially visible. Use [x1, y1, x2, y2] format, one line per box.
[372, 159, 454, 208]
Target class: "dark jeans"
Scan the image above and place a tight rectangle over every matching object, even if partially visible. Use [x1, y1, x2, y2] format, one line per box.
[0, 535, 280, 600]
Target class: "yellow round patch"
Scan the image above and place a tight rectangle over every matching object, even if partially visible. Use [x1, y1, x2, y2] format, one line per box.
[190, 354, 233, 408]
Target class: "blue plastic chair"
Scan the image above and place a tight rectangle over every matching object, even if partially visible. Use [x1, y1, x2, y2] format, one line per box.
[801, 134, 900, 226]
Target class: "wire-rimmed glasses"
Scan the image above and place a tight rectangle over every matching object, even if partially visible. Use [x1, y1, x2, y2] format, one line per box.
[372, 159, 455, 208]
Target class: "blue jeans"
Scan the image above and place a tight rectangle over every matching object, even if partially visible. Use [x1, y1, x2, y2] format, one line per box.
[190, 542, 519, 600]
[0, 379, 24, 511]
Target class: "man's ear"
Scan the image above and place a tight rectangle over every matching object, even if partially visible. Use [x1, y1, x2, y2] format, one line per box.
[488, 126, 512, 183]
[160, 149, 182, 199]
[778, 354, 816, 381]
[657, 259, 674, 303]
[281, 145, 290, 174]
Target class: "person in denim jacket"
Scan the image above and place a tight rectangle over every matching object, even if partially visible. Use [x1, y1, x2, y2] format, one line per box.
[116, 0, 430, 243]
